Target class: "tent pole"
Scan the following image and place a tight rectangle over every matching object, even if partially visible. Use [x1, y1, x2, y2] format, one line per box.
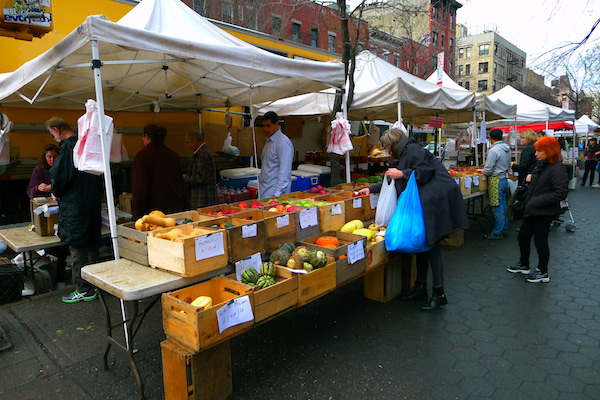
[342, 84, 351, 183]
[473, 109, 478, 166]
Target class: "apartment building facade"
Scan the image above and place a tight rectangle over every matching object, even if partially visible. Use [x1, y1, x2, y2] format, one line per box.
[455, 25, 526, 95]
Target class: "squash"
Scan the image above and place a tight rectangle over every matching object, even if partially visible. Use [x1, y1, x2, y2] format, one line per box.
[291, 246, 310, 262]
[279, 241, 296, 254]
[308, 249, 328, 269]
[143, 214, 177, 227]
[315, 236, 339, 247]
[149, 210, 167, 218]
[269, 249, 291, 265]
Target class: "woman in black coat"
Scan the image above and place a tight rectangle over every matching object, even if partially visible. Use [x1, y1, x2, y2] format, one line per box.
[512, 129, 538, 186]
[507, 136, 568, 282]
[358, 128, 469, 311]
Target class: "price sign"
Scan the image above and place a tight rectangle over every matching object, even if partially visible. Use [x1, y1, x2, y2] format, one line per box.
[299, 207, 318, 229]
[369, 194, 379, 209]
[195, 232, 225, 261]
[235, 252, 262, 280]
[472, 175, 480, 186]
[242, 223, 257, 238]
[353, 197, 362, 209]
[331, 203, 342, 215]
[347, 241, 365, 265]
[216, 295, 254, 333]
[464, 176, 472, 189]
[276, 214, 290, 228]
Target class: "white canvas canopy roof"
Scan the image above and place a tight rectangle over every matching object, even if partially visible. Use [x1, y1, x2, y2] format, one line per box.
[0, 0, 344, 112]
[260, 51, 514, 124]
[425, 70, 517, 121]
[486, 85, 575, 126]
[576, 114, 599, 129]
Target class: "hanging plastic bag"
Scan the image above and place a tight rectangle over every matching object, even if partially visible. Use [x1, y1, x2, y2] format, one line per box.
[73, 99, 114, 175]
[385, 173, 431, 253]
[374, 176, 397, 227]
[222, 132, 240, 156]
[110, 128, 128, 162]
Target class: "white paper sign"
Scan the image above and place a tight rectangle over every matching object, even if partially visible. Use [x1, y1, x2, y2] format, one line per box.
[369, 194, 379, 209]
[331, 203, 342, 216]
[472, 175, 480, 186]
[299, 207, 318, 229]
[242, 223, 257, 238]
[235, 252, 262, 280]
[276, 214, 290, 228]
[195, 232, 225, 261]
[216, 295, 254, 333]
[347, 241, 365, 265]
[353, 197, 362, 209]
[464, 176, 472, 189]
[454, 178, 460, 185]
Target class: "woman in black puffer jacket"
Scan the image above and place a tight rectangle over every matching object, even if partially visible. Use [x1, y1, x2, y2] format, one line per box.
[511, 128, 538, 186]
[507, 137, 568, 283]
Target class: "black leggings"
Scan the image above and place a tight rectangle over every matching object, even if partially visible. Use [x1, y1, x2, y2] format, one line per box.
[415, 243, 444, 288]
[518, 216, 554, 274]
[581, 160, 597, 185]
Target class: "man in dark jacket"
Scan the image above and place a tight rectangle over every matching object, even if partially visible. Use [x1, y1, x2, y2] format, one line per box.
[184, 130, 217, 208]
[47, 117, 102, 303]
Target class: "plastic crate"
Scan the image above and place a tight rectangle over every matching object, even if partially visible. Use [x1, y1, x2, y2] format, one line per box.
[0, 258, 23, 305]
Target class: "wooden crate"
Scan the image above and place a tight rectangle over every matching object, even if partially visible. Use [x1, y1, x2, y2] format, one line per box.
[223, 270, 298, 323]
[299, 231, 367, 260]
[364, 254, 414, 303]
[117, 222, 150, 266]
[366, 240, 388, 270]
[29, 198, 59, 236]
[335, 255, 366, 286]
[235, 209, 296, 253]
[318, 193, 365, 223]
[294, 206, 321, 241]
[118, 193, 133, 215]
[195, 217, 266, 262]
[314, 199, 346, 232]
[167, 210, 216, 224]
[161, 339, 232, 400]
[440, 229, 464, 248]
[162, 278, 254, 352]
[148, 225, 229, 277]
[198, 203, 244, 217]
[275, 259, 336, 305]
[278, 192, 316, 200]
[477, 173, 488, 191]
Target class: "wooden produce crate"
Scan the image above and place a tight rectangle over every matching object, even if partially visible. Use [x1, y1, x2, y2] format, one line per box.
[29, 198, 59, 236]
[476, 173, 487, 191]
[117, 222, 150, 266]
[235, 209, 296, 253]
[313, 198, 346, 232]
[317, 193, 364, 223]
[223, 269, 298, 323]
[230, 200, 267, 211]
[366, 240, 388, 270]
[364, 254, 413, 303]
[294, 206, 321, 241]
[440, 229, 464, 248]
[147, 225, 228, 277]
[275, 258, 336, 305]
[198, 203, 244, 217]
[195, 218, 266, 262]
[167, 210, 216, 224]
[162, 278, 254, 351]
[299, 231, 367, 285]
[161, 339, 232, 400]
[118, 193, 133, 215]
[278, 192, 316, 200]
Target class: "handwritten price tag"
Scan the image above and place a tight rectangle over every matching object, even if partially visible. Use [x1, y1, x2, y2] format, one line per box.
[369, 193, 379, 209]
[242, 223, 258, 238]
[331, 203, 342, 216]
[216, 295, 254, 333]
[464, 176, 472, 189]
[235, 252, 262, 281]
[347, 241, 365, 265]
[472, 175, 480, 186]
[195, 232, 225, 261]
[299, 207, 318, 229]
[353, 197, 362, 209]
[276, 214, 290, 228]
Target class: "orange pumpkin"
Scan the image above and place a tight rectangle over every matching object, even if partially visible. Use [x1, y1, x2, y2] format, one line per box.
[315, 236, 339, 247]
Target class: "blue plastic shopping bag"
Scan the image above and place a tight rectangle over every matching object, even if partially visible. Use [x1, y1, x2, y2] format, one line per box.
[385, 173, 431, 253]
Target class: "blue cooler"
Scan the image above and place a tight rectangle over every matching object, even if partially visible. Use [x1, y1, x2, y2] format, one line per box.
[219, 167, 261, 189]
[297, 164, 331, 187]
[291, 170, 319, 192]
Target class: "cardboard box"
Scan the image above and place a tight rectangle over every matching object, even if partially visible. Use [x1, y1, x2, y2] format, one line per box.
[162, 278, 254, 351]
[195, 217, 266, 263]
[147, 225, 229, 277]
[29, 198, 59, 236]
[275, 259, 336, 305]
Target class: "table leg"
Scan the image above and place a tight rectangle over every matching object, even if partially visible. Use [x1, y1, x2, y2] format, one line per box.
[24, 250, 38, 294]
[99, 291, 112, 370]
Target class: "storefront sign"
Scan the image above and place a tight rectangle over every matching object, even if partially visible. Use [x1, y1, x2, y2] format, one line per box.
[1, 0, 53, 40]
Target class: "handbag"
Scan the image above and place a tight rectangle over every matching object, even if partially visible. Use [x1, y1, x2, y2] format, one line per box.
[374, 176, 397, 227]
[385, 173, 431, 253]
[505, 184, 528, 220]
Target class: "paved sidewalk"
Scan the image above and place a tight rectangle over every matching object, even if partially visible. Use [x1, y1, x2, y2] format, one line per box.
[1, 186, 599, 400]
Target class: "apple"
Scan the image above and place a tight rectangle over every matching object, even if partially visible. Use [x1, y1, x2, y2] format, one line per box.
[250, 202, 262, 208]
[275, 204, 286, 212]
[319, 190, 327, 194]
[268, 200, 279, 205]
[268, 207, 278, 212]
[316, 185, 324, 190]
[238, 202, 247, 208]
[308, 187, 319, 193]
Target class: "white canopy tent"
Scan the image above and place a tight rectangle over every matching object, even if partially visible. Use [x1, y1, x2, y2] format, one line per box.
[259, 51, 516, 124]
[576, 114, 599, 130]
[0, 0, 345, 254]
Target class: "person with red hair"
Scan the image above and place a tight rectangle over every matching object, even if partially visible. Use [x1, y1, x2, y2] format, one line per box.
[507, 136, 568, 283]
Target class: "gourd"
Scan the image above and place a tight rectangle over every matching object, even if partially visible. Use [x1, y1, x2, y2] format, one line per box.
[190, 296, 212, 309]
[269, 249, 291, 265]
[143, 214, 176, 227]
[315, 236, 339, 247]
[291, 246, 310, 262]
[279, 242, 296, 254]
[308, 249, 328, 269]
[260, 262, 276, 277]
[241, 268, 259, 285]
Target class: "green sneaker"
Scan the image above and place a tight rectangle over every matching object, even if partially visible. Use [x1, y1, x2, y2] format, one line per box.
[62, 289, 98, 303]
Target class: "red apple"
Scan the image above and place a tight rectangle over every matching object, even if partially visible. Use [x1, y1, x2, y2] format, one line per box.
[268, 200, 279, 205]
[268, 207, 278, 212]
[319, 190, 327, 194]
[238, 202, 248, 208]
[316, 185, 324, 190]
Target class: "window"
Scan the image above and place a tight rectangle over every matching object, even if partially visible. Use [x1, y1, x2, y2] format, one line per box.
[479, 43, 490, 55]
[450, 37, 454, 51]
[493, 80, 497, 91]
[404, 59, 410, 70]
[272, 15, 281, 36]
[222, 1, 233, 23]
[238, 5, 243, 21]
[328, 33, 336, 52]
[458, 81, 463, 87]
[458, 47, 464, 58]
[292, 22, 301, 42]
[310, 28, 318, 47]
[465, 63, 471, 75]
[478, 79, 488, 91]
[465, 47, 471, 57]
[494, 43, 498, 54]
[458, 65, 464, 76]
[434, 6, 439, 19]
[464, 81, 470, 90]
[358, 42, 363, 52]
[383, 52, 389, 62]
[247, 7, 257, 30]
[449, 61, 453, 73]
[478, 62, 489, 73]
[413, 63, 419, 75]
[432, 31, 438, 46]
[441, 34, 445, 48]
[493, 62, 497, 73]
[393, 54, 399, 67]
[193, 0, 205, 15]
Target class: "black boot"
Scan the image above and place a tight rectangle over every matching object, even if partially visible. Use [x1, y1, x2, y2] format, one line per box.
[400, 281, 428, 301]
[420, 287, 448, 312]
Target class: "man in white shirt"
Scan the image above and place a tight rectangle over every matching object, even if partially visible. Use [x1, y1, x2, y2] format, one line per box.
[258, 111, 294, 198]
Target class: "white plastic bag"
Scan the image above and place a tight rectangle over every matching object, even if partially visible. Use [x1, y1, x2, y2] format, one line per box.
[110, 130, 128, 162]
[375, 176, 397, 227]
[222, 132, 240, 156]
[73, 99, 114, 175]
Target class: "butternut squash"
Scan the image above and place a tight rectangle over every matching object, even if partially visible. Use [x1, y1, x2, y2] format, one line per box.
[143, 215, 176, 227]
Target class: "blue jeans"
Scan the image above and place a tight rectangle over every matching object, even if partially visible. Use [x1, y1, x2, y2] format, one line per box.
[491, 177, 509, 235]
